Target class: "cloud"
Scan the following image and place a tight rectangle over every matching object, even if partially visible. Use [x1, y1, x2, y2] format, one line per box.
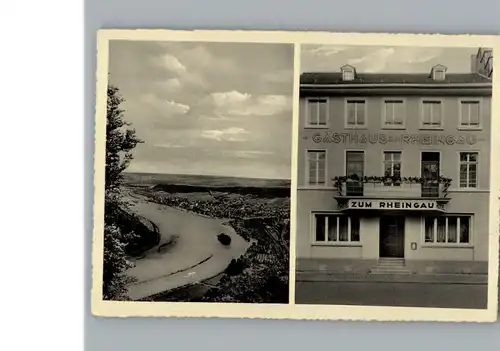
[165, 100, 190, 114]
[210, 90, 292, 117]
[140, 94, 190, 115]
[156, 54, 186, 75]
[348, 47, 443, 73]
[211, 91, 251, 107]
[220, 150, 274, 159]
[304, 46, 347, 57]
[200, 127, 249, 142]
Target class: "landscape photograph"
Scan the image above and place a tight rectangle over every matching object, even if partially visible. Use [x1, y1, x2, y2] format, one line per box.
[102, 40, 294, 303]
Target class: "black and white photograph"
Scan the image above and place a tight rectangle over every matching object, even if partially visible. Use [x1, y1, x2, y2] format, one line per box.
[295, 44, 494, 309]
[99, 39, 293, 303]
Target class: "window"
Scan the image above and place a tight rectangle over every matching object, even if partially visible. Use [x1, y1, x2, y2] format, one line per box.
[315, 214, 360, 243]
[346, 151, 364, 195]
[343, 70, 354, 81]
[383, 100, 405, 127]
[459, 152, 478, 188]
[421, 100, 442, 128]
[460, 100, 480, 128]
[306, 98, 328, 127]
[424, 216, 471, 244]
[307, 150, 326, 186]
[433, 69, 445, 81]
[346, 100, 366, 127]
[383, 152, 402, 186]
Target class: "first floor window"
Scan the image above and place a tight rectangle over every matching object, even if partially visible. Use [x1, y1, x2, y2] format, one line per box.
[459, 152, 478, 188]
[315, 214, 360, 243]
[307, 150, 326, 186]
[383, 151, 402, 186]
[424, 216, 471, 244]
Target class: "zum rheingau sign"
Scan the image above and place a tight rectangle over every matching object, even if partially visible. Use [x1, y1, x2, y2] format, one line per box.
[346, 199, 445, 211]
[311, 132, 478, 145]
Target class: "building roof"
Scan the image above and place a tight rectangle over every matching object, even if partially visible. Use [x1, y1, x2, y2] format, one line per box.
[300, 72, 491, 85]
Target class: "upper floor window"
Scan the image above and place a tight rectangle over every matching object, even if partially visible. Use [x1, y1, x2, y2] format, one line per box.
[421, 100, 442, 129]
[306, 98, 328, 127]
[307, 150, 326, 186]
[346, 99, 366, 127]
[460, 100, 480, 129]
[383, 99, 405, 128]
[431, 64, 447, 81]
[341, 65, 356, 81]
[459, 152, 478, 188]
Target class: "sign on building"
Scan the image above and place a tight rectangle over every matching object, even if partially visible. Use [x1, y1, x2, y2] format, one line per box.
[345, 199, 445, 211]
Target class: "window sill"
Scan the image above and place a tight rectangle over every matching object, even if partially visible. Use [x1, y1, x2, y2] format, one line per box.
[345, 126, 368, 130]
[448, 188, 488, 193]
[421, 244, 473, 249]
[419, 127, 444, 131]
[457, 127, 482, 131]
[297, 186, 336, 190]
[304, 125, 329, 129]
[312, 242, 362, 247]
[382, 126, 406, 130]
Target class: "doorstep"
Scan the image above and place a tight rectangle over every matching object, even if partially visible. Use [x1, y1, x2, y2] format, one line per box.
[295, 271, 488, 285]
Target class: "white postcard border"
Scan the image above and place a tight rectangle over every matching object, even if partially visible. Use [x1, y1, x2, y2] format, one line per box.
[92, 29, 500, 322]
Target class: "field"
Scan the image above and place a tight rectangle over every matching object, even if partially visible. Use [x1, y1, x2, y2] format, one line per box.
[123, 172, 290, 188]
[119, 172, 291, 303]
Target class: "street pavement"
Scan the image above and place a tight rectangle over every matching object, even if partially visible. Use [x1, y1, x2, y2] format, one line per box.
[295, 280, 488, 309]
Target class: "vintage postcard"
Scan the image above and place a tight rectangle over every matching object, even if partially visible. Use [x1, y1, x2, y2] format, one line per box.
[92, 30, 499, 322]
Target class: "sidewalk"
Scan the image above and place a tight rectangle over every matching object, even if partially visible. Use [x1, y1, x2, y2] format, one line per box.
[295, 272, 488, 308]
[296, 271, 488, 285]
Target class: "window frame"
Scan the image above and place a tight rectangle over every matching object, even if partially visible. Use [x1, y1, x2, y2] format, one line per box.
[344, 98, 368, 129]
[311, 212, 362, 246]
[381, 98, 406, 130]
[420, 98, 444, 130]
[421, 215, 473, 247]
[458, 98, 482, 131]
[458, 151, 480, 189]
[306, 149, 327, 187]
[382, 151, 403, 187]
[305, 97, 329, 129]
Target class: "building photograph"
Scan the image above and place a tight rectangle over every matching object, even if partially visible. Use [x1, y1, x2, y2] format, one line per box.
[294, 45, 493, 309]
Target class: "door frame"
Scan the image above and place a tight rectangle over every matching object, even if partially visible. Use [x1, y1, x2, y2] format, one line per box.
[379, 215, 405, 258]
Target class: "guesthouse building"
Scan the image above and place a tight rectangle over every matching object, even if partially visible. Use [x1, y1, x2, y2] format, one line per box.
[295, 57, 493, 275]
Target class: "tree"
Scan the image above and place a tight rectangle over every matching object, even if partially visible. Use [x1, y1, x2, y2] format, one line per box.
[102, 85, 143, 300]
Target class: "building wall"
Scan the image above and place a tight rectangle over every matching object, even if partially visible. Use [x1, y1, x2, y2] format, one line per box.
[295, 94, 491, 273]
[298, 96, 491, 190]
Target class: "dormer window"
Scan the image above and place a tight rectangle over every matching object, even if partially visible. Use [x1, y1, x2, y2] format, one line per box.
[431, 64, 447, 81]
[341, 64, 356, 81]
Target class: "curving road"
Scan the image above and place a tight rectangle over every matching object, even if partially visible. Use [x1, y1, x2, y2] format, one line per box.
[123, 190, 251, 300]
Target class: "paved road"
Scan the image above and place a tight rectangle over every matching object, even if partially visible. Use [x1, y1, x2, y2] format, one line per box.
[295, 281, 488, 309]
[124, 191, 251, 300]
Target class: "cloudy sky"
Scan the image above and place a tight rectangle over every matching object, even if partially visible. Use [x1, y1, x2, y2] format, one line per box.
[108, 41, 294, 179]
[301, 45, 479, 73]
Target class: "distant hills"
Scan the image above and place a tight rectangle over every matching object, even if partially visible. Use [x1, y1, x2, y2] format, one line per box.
[123, 172, 291, 198]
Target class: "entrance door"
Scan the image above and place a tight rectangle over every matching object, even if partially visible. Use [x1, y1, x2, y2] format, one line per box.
[379, 216, 405, 258]
[421, 152, 440, 197]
